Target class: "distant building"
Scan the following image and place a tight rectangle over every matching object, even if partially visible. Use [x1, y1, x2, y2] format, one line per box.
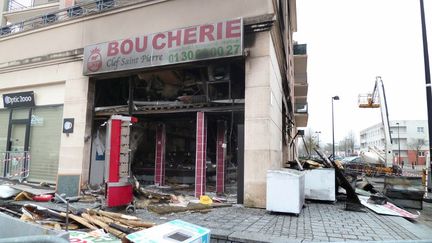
[360, 120, 429, 166]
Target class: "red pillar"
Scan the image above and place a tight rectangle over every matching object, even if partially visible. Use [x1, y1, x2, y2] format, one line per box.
[216, 121, 226, 194]
[154, 123, 166, 186]
[195, 112, 207, 198]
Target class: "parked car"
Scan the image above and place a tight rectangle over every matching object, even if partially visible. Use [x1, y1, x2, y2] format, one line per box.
[341, 156, 362, 164]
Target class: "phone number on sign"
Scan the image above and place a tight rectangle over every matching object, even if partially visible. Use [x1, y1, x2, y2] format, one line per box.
[168, 44, 241, 63]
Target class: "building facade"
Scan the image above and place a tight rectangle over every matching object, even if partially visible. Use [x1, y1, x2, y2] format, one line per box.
[360, 120, 429, 166]
[0, 0, 308, 208]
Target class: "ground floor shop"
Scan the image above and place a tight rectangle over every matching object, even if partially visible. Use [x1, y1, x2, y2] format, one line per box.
[0, 105, 63, 183]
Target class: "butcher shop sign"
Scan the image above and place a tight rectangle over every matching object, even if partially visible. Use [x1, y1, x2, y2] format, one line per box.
[83, 18, 243, 75]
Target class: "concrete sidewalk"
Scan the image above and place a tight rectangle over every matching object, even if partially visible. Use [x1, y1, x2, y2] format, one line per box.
[135, 201, 432, 243]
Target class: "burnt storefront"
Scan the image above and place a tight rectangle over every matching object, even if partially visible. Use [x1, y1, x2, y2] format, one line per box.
[86, 19, 246, 201]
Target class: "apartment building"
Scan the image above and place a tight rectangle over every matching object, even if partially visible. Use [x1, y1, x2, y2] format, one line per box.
[0, 0, 308, 208]
[360, 120, 429, 166]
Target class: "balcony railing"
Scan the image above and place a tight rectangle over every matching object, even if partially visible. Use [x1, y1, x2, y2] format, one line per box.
[293, 44, 307, 55]
[294, 103, 308, 114]
[1, 0, 149, 38]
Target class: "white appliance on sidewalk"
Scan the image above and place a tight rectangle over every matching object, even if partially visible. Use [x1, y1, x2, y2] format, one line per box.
[266, 169, 305, 215]
[304, 168, 336, 201]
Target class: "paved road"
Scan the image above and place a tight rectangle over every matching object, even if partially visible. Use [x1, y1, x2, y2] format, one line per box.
[135, 201, 432, 242]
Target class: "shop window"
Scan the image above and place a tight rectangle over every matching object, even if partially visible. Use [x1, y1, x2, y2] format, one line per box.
[12, 108, 30, 119]
[0, 110, 10, 175]
[27, 105, 63, 183]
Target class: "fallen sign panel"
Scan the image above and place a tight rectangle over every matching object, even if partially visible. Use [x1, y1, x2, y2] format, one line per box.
[126, 219, 210, 243]
[9, 184, 55, 195]
[358, 195, 419, 219]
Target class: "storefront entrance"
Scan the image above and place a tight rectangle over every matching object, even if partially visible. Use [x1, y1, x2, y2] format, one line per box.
[0, 106, 63, 183]
[3, 108, 31, 180]
[90, 59, 245, 200]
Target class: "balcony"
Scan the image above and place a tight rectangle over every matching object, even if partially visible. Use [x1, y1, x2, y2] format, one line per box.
[293, 44, 308, 97]
[3, 0, 60, 25]
[0, 0, 136, 38]
[294, 101, 308, 127]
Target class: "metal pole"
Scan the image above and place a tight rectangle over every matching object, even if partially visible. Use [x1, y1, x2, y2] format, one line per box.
[397, 122, 401, 165]
[332, 96, 339, 159]
[419, 0, 432, 192]
[128, 76, 134, 116]
[66, 200, 69, 231]
[332, 98, 335, 159]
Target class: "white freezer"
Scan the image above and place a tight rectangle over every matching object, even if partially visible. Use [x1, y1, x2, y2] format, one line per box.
[304, 168, 336, 201]
[266, 169, 305, 215]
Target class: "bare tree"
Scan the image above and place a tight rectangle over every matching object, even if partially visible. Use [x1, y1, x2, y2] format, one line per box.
[338, 131, 357, 156]
[407, 138, 427, 166]
[298, 128, 317, 158]
[346, 130, 357, 154]
[324, 143, 333, 155]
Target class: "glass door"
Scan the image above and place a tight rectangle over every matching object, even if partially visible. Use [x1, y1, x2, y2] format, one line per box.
[10, 124, 26, 152]
[5, 108, 31, 179]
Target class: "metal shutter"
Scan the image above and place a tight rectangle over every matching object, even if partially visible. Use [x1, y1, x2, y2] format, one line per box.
[27, 106, 63, 183]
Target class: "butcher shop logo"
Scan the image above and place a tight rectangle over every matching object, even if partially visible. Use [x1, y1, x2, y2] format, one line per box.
[2, 91, 35, 108]
[87, 47, 102, 72]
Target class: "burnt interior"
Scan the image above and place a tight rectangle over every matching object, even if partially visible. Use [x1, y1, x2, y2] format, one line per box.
[94, 60, 245, 107]
[92, 59, 245, 196]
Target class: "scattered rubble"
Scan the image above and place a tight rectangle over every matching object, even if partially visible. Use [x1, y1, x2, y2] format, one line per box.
[0, 177, 233, 240]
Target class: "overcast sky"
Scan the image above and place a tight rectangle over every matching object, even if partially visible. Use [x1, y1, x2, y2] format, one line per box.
[294, 0, 432, 145]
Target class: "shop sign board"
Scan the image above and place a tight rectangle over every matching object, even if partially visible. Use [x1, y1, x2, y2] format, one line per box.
[2, 91, 35, 108]
[83, 18, 243, 75]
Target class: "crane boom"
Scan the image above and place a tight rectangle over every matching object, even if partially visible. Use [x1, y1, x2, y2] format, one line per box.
[359, 76, 393, 167]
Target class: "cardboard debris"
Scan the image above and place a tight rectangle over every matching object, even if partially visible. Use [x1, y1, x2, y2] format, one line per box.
[305, 160, 321, 168]
[14, 191, 34, 201]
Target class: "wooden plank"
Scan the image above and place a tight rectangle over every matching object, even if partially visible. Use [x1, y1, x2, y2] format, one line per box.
[82, 213, 126, 239]
[60, 212, 98, 230]
[147, 203, 211, 215]
[90, 209, 139, 221]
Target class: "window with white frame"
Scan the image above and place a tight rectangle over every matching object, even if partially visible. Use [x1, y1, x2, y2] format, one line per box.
[417, 127, 424, 133]
[418, 151, 425, 157]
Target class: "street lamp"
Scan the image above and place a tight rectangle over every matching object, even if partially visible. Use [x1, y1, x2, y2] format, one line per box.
[315, 131, 321, 148]
[396, 122, 401, 165]
[332, 96, 340, 159]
